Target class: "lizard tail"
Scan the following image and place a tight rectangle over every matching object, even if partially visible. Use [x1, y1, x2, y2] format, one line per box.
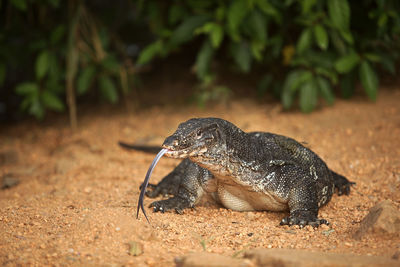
[118, 141, 161, 154]
[331, 170, 355, 196]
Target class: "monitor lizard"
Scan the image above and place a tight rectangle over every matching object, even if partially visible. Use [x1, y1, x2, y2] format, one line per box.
[120, 117, 354, 227]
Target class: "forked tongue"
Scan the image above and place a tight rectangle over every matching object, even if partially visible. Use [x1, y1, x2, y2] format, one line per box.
[137, 148, 168, 223]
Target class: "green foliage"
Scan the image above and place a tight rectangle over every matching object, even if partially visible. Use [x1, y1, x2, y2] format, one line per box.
[313, 25, 328, 50]
[136, 0, 400, 112]
[2, 0, 400, 120]
[299, 77, 318, 113]
[335, 52, 360, 74]
[231, 41, 252, 73]
[2, 1, 137, 120]
[99, 75, 118, 104]
[359, 60, 378, 101]
[137, 40, 163, 66]
[196, 40, 214, 80]
[35, 51, 51, 80]
[169, 15, 211, 47]
[77, 66, 96, 96]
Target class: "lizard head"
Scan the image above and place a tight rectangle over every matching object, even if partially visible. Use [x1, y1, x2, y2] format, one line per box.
[162, 118, 226, 159]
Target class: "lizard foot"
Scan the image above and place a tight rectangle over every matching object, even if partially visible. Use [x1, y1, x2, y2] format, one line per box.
[149, 197, 192, 214]
[280, 210, 329, 228]
[336, 181, 356, 196]
[140, 182, 179, 198]
[332, 171, 355, 196]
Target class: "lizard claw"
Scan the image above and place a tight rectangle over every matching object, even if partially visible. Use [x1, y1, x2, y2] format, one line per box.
[280, 211, 329, 228]
[337, 181, 356, 196]
[149, 197, 191, 214]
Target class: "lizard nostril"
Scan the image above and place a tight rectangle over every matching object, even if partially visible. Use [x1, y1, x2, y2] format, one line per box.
[162, 135, 179, 149]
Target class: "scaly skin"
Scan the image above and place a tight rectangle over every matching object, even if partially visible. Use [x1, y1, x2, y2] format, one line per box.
[131, 118, 354, 227]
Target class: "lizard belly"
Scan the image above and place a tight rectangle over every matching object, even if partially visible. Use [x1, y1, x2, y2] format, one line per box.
[217, 184, 288, 212]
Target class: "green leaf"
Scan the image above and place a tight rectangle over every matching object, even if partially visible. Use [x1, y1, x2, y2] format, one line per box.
[0, 62, 5, 86]
[101, 55, 120, 74]
[316, 76, 334, 105]
[282, 70, 303, 109]
[99, 76, 118, 103]
[327, 0, 350, 31]
[292, 71, 313, 92]
[359, 61, 378, 101]
[169, 15, 210, 46]
[255, 0, 281, 23]
[246, 10, 267, 43]
[21, 96, 33, 111]
[46, 52, 62, 87]
[330, 30, 346, 55]
[137, 40, 163, 66]
[251, 41, 265, 61]
[196, 40, 214, 80]
[77, 66, 96, 95]
[41, 91, 64, 111]
[339, 29, 353, 44]
[50, 25, 66, 45]
[29, 97, 45, 120]
[364, 53, 381, 62]
[301, 0, 317, 14]
[315, 67, 338, 85]
[197, 23, 224, 48]
[227, 0, 249, 40]
[10, 0, 27, 11]
[314, 25, 328, 50]
[378, 13, 388, 28]
[15, 82, 39, 95]
[304, 51, 336, 70]
[299, 79, 318, 113]
[210, 24, 223, 48]
[335, 52, 360, 73]
[296, 28, 312, 54]
[231, 42, 252, 73]
[35, 50, 50, 80]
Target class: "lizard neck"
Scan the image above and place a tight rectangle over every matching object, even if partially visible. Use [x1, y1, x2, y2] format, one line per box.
[190, 122, 268, 180]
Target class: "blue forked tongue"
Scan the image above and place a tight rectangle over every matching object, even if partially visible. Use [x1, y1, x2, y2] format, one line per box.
[137, 148, 168, 223]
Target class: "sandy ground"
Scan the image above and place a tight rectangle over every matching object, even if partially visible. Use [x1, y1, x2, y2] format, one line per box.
[1, 88, 399, 266]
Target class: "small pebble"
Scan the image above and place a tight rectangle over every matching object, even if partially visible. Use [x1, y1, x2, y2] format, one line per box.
[345, 242, 353, 247]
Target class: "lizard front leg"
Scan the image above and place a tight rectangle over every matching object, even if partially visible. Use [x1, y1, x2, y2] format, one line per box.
[149, 162, 215, 214]
[142, 159, 191, 198]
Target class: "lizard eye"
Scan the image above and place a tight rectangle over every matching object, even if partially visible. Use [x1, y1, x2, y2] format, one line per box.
[196, 129, 203, 139]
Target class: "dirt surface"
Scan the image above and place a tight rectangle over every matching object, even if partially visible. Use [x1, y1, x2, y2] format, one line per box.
[1, 89, 400, 266]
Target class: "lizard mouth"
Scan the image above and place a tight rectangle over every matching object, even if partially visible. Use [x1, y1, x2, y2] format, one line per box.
[162, 134, 208, 159]
[162, 145, 208, 159]
[162, 145, 191, 158]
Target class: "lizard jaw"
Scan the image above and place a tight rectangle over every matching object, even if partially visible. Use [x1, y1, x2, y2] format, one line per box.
[162, 143, 191, 158]
[162, 146, 208, 159]
[163, 148, 190, 159]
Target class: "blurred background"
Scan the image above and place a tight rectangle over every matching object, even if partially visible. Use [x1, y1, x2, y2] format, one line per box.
[1, 0, 399, 127]
[1, 2, 400, 264]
